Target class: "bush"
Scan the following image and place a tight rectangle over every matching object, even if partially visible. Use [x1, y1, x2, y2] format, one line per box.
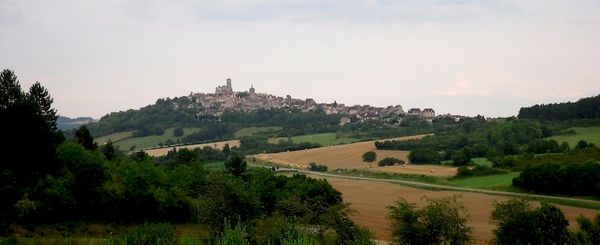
[124, 223, 177, 245]
[378, 157, 405, 166]
[453, 165, 507, 179]
[408, 148, 441, 164]
[173, 127, 184, 137]
[491, 199, 570, 245]
[308, 162, 328, 172]
[388, 195, 472, 244]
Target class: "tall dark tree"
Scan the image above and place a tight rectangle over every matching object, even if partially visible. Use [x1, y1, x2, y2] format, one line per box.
[28, 82, 58, 131]
[0, 69, 64, 226]
[75, 125, 97, 150]
[0, 69, 22, 109]
[225, 153, 247, 178]
[102, 139, 116, 160]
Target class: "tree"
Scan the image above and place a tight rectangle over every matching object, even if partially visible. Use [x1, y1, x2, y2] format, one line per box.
[173, 127, 184, 137]
[573, 214, 600, 244]
[362, 151, 377, 168]
[101, 139, 116, 160]
[225, 153, 247, 178]
[75, 125, 97, 150]
[0, 69, 22, 109]
[0, 69, 64, 224]
[387, 195, 473, 245]
[490, 199, 570, 245]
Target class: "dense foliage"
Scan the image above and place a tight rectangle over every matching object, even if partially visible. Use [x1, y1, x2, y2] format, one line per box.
[0, 70, 65, 227]
[490, 199, 571, 245]
[387, 195, 472, 245]
[512, 161, 600, 197]
[407, 148, 441, 164]
[519, 94, 600, 121]
[377, 157, 405, 167]
[453, 166, 507, 179]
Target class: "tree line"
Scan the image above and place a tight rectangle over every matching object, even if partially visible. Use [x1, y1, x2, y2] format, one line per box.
[518, 94, 600, 121]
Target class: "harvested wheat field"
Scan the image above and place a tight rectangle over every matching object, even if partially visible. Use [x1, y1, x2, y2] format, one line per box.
[144, 140, 240, 157]
[319, 177, 598, 245]
[256, 134, 457, 177]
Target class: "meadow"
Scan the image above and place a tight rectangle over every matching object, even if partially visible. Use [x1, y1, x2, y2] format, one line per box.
[450, 172, 520, 188]
[233, 126, 282, 138]
[109, 127, 202, 150]
[547, 126, 600, 147]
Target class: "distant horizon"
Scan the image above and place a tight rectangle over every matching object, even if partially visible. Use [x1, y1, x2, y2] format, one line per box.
[54, 78, 596, 120]
[2, 1, 599, 118]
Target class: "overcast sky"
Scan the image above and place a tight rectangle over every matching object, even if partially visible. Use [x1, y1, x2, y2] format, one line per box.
[1, 0, 599, 118]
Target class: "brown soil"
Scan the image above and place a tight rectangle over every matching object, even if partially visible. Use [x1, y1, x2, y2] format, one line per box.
[320, 177, 598, 245]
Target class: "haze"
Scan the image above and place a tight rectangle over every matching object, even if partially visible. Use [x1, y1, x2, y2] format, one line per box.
[1, 0, 599, 118]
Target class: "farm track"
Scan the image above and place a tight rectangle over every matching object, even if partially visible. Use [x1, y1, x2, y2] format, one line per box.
[268, 166, 600, 205]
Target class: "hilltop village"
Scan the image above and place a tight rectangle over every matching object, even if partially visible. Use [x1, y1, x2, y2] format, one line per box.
[183, 78, 438, 124]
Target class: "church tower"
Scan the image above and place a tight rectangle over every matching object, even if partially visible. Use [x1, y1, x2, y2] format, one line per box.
[226, 78, 232, 88]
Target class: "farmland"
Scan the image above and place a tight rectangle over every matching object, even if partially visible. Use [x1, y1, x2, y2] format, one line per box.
[321, 176, 598, 245]
[256, 134, 458, 177]
[547, 126, 600, 147]
[144, 140, 240, 157]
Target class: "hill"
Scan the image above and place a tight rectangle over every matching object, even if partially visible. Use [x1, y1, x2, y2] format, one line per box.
[57, 116, 96, 130]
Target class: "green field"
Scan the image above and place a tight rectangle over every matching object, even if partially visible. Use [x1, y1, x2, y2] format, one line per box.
[113, 127, 202, 150]
[451, 172, 520, 188]
[234, 126, 283, 138]
[547, 127, 600, 147]
[95, 131, 135, 145]
[290, 132, 357, 146]
[442, 158, 493, 167]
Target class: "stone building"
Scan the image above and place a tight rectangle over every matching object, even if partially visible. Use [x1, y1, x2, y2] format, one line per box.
[422, 108, 435, 118]
[215, 78, 233, 95]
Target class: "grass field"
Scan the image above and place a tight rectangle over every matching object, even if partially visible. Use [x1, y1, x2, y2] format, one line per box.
[234, 126, 282, 138]
[472, 157, 493, 167]
[451, 172, 520, 188]
[290, 132, 358, 146]
[95, 131, 134, 145]
[114, 127, 202, 150]
[547, 127, 600, 147]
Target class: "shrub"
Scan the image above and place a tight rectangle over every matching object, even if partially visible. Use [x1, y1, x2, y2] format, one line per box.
[388, 195, 472, 244]
[378, 157, 405, 166]
[124, 223, 177, 245]
[453, 165, 507, 179]
[408, 148, 441, 164]
[308, 162, 328, 172]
